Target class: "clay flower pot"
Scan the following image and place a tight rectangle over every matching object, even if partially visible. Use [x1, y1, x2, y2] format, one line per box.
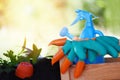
[15, 62, 33, 79]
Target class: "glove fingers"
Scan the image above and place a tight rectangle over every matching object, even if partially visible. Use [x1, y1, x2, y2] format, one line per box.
[103, 36, 120, 52]
[96, 37, 118, 58]
[88, 50, 97, 62]
[82, 40, 107, 56]
[62, 40, 72, 55]
[73, 45, 86, 60]
[49, 38, 67, 46]
[106, 37, 120, 52]
[106, 36, 119, 43]
[67, 48, 77, 62]
[60, 57, 72, 74]
[61, 48, 77, 74]
[51, 48, 65, 65]
[72, 40, 106, 60]
[74, 61, 85, 78]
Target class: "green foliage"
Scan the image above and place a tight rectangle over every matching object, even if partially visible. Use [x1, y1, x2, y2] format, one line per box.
[3, 50, 18, 66]
[82, 0, 120, 35]
[104, 0, 120, 34]
[0, 57, 14, 73]
[0, 38, 42, 73]
[82, 0, 105, 27]
[24, 44, 42, 64]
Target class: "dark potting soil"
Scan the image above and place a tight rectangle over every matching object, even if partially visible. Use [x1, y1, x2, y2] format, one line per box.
[0, 58, 61, 80]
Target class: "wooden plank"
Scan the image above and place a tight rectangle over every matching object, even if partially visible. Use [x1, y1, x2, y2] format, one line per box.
[105, 57, 120, 63]
[60, 58, 120, 80]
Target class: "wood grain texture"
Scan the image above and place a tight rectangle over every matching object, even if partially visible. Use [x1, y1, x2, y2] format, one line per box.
[60, 58, 120, 80]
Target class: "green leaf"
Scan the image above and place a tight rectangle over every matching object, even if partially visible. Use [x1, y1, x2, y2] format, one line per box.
[17, 56, 29, 63]
[3, 50, 17, 65]
[19, 38, 27, 55]
[0, 58, 3, 63]
[27, 44, 42, 64]
[22, 37, 26, 51]
[33, 44, 38, 52]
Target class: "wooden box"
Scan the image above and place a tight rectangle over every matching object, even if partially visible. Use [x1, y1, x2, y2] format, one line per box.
[60, 57, 120, 80]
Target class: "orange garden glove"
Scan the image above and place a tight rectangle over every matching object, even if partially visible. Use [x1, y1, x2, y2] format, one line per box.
[49, 36, 120, 78]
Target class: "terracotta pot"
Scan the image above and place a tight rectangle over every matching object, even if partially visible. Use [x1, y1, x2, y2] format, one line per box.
[15, 62, 33, 79]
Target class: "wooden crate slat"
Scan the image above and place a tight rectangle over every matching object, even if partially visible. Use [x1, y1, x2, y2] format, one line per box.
[60, 57, 120, 80]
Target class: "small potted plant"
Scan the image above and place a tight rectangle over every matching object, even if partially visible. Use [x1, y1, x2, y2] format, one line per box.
[0, 38, 42, 80]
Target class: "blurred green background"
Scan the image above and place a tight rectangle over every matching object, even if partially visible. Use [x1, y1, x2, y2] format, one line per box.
[82, 0, 120, 35]
[0, 0, 119, 56]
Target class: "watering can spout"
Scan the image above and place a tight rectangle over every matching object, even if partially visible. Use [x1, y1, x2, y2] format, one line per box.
[71, 17, 80, 26]
[71, 9, 83, 26]
[71, 9, 99, 26]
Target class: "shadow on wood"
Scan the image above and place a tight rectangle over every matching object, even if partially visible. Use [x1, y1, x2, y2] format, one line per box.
[60, 57, 120, 80]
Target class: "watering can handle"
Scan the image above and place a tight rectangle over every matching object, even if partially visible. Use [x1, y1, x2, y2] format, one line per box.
[95, 30, 104, 36]
[60, 27, 74, 39]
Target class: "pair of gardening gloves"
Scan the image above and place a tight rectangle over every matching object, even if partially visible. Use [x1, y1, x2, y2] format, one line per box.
[49, 36, 120, 78]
